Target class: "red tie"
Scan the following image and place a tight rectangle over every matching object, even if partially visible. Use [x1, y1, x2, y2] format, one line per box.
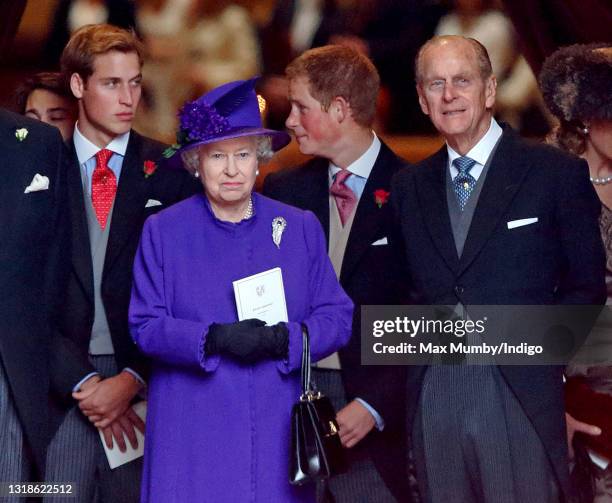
[91, 149, 117, 229]
[330, 169, 357, 226]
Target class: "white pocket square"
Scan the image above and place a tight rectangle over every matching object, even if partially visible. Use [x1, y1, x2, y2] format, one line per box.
[145, 199, 162, 208]
[372, 237, 388, 246]
[507, 217, 538, 229]
[24, 173, 49, 193]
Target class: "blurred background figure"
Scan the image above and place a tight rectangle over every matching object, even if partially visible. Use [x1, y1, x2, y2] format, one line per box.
[132, 0, 191, 138]
[260, 0, 342, 72]
[328, 0, 445, 134]
[44, 0, 138, 67]
[14, 71, 77, 140]
[435, 0, 546, 135]
[540, 42, 612, 503]
[258, 0, 343, 129]
[134, 0, 261, 140]
[180, 0, 260, 96]
[503, 0, 612, 78]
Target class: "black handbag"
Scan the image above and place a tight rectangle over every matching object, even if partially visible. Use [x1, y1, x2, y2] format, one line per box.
[289, 324, 346, 486]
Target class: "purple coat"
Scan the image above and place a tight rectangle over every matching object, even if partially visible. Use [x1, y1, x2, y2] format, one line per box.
[129, 193, 353, 503]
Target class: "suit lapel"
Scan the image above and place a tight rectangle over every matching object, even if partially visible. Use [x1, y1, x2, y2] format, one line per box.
[458, 128, 532, 275]
[0, 117, 22, 238]
[304, 158, 331, 246]
[104, 132, 148, 275]
[416, 147, 460, 274]
[67, 141, 94, 300]
[340, 143, 395, 283]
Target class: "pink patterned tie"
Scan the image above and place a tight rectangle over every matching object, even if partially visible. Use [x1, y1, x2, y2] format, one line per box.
[91, 149, 117, 229]
[330, 169, 357, 226]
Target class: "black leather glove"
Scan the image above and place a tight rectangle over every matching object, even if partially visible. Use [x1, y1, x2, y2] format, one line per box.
[205, 319, 289, 363]
[262, 322, 290, 360]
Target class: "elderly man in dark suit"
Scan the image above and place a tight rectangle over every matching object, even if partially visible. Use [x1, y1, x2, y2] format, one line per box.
[391, 35, 606, 502]
[0, 109, 70, 483]
[263, 45, 412, 502]
[43, 24, 198, 502]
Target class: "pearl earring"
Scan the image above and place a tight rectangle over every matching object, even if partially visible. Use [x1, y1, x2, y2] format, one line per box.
[582, 126, 589, 135]
[256, 169, 260, 176]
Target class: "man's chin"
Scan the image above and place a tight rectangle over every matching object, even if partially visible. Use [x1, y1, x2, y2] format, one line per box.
[437, 123, 469, 139]
[109, 121, 133, 136]
[115, 126, 133, 135]
[296, 142, 315, 156]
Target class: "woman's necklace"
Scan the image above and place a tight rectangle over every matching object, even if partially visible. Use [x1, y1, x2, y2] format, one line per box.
[587, 155, 612, 185]
[243, 197, 253, 220]
[590, 174, 612, 185]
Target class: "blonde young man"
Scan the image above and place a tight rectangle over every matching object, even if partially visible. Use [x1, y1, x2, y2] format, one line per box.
[44, 24, 198, 502]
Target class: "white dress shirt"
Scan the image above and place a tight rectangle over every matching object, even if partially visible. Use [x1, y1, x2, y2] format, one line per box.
[447, 118, 503, 181]
[328, 132, 381, 196]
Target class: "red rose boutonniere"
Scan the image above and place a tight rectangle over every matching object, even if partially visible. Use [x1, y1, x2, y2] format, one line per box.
[143, 160, 157, 178]
[374, 189, 390, 208]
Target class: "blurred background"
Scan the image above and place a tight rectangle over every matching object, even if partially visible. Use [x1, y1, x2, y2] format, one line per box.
[1, 0, 610, 169]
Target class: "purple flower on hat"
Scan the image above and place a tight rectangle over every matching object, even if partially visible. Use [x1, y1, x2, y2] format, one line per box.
[179, 101, 230, 143]
[163, 100, 231, 159]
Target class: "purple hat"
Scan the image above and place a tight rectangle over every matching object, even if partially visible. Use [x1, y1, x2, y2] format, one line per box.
[163, 78, 290, 168]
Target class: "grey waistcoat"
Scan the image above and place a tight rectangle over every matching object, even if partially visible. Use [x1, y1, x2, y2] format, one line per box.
[82, 173, 116, 356]
[446, 141, 500, 257]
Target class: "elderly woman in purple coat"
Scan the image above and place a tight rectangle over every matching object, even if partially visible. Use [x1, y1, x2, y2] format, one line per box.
[128, 78, 353, 503]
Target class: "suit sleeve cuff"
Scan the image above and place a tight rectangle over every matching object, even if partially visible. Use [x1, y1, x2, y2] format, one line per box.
[355, 398, 385, 431]
[73, 372, 100, 393]
[122, 368, 147, 399]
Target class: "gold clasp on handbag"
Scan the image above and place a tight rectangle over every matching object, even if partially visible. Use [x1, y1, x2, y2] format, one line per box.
[299, 390, 322, 402]
[326, 421, 338, 436]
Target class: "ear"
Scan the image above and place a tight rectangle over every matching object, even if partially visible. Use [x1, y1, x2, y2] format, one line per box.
[417, 85, 430, 116]
[484, 75, 497, 109]
[329, 96, 350, 124]
[70, 73, 85, 99]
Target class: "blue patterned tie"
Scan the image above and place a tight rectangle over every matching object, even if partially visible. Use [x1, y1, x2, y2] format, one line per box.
[453, 156, 477, 211]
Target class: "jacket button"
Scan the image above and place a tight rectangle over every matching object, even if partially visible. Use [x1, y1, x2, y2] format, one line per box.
[454, 285, 464, 295]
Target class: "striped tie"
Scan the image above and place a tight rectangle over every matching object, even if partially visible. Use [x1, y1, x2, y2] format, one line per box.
[330, 169, 357, 226]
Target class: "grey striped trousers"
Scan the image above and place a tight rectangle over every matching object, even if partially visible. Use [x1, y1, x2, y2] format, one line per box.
[44, 355, 142, 503]
[414, 364, 560, 503]
[0, 358, 30, 490]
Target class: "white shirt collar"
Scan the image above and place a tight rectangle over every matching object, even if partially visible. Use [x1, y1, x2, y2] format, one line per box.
[447, 118, 502, 168]
[73, 122, 131, 165]
[329, 132, 381, 180]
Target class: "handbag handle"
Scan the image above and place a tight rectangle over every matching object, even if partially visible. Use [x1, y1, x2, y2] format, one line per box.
[299, 323, 317, 399]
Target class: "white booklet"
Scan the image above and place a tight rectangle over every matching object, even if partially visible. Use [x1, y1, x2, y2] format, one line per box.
[233, 267, 288, 325]
[99, 401, 146, 469]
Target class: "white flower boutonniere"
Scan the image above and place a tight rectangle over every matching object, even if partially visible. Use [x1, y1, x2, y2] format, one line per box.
[15, 128, 28, 142]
